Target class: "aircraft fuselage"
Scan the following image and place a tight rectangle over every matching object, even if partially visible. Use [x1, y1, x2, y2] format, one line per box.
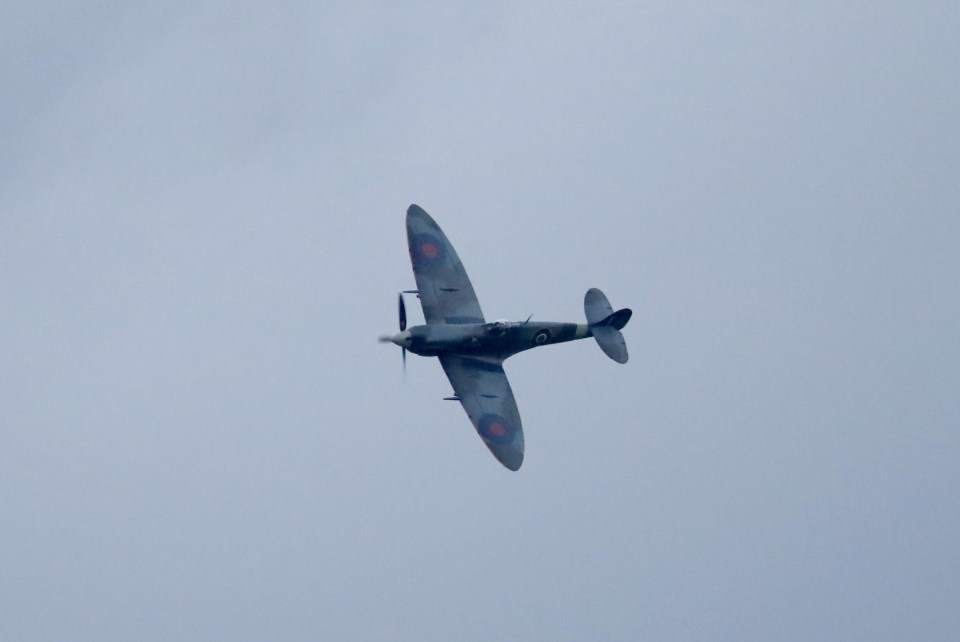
[389, 320, 591, 361]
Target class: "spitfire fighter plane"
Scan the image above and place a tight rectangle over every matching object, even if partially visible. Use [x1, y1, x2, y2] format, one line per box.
[381, 204, 632, 471]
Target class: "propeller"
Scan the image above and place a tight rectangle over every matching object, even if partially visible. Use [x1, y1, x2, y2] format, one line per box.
[398, 293, 407, 371]
[380, 293, 412, 374]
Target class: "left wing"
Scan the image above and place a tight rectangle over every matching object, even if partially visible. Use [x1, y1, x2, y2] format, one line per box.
[439, 355, 524, 471]
[406, 204, 485, 325]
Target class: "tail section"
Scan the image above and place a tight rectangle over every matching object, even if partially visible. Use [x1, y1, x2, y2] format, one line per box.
[584, 288, 632, 364]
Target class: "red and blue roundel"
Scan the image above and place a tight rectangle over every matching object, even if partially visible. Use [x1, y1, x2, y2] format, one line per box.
[478, 413, 516, 445]
[410, 233, 446, 269]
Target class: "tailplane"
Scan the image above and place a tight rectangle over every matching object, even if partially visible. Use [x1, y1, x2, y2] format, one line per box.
[584, 288, 632, 364]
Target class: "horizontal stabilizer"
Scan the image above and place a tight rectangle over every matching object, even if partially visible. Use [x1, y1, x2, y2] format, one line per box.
[584, 288, 631, 364]
[584, 287, 615, 325]
[591, 326, 628, 363]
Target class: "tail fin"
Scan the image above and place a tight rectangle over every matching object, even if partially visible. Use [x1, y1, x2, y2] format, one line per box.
[584, 288, 632, 364]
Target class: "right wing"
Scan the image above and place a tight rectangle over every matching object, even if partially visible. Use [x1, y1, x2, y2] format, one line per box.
[439, 354, 524, 471]
[406, 204, 485, 325]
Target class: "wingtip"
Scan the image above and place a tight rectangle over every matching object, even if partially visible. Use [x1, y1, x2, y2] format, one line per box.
[406, 204, 441, 234]
[490, 443, 524, 471]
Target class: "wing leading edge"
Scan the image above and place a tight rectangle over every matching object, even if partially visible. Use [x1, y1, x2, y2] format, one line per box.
[439, 355, 524, 471]
[406, 204, 485, 325]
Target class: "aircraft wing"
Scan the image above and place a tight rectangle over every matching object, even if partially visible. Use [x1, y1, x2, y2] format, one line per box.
[439, 355, 524, 471]
[406, 204, 485, 325]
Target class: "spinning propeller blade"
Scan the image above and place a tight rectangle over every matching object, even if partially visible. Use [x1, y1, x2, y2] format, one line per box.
[379, 293, 409, 376]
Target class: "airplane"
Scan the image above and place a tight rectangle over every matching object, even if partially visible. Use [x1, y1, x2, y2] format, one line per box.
[381, 204, 632, 471]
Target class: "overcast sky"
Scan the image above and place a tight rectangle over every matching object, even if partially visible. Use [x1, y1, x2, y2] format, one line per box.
[2, 2, 959, 640]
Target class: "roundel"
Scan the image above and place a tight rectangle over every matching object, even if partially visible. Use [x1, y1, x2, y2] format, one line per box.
[478, 413, 516, 445]
[533, 328, 552, 345]
[410, 233, 446, 268]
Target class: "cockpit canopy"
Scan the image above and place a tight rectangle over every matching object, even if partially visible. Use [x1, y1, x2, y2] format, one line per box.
[486, 319, 511, 335]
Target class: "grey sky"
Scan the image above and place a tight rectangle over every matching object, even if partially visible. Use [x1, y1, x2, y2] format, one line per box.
[2, 2, 959, 640]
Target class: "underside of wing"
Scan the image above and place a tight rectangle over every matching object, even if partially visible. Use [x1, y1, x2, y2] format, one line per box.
[438, 355, 524, 471]
[407, 205, 485, 325]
